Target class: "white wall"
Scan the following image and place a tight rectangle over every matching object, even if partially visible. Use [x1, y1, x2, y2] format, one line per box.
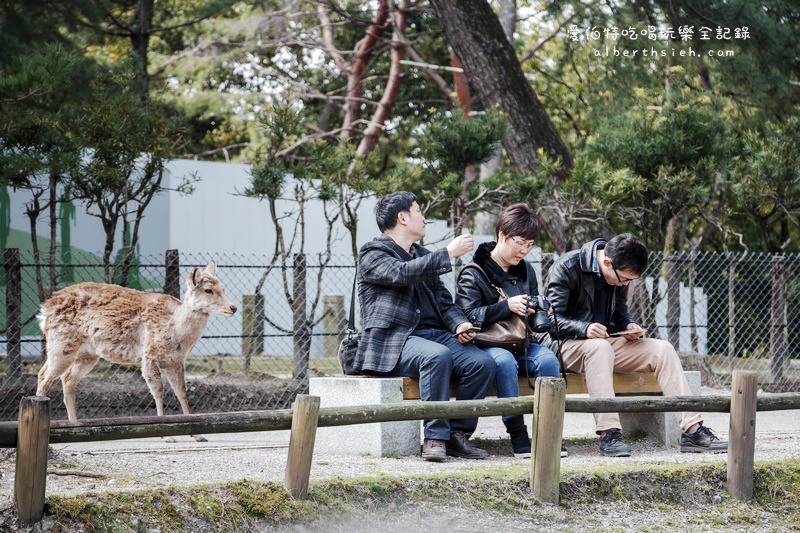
[7, 159, 454, 258]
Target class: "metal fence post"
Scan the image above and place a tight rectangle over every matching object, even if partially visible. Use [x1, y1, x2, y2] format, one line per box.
[4, 248, 21, 380]
[292, 253, 309, 383]
[164, 249, 180, 299]
[770, 255, 787, 383]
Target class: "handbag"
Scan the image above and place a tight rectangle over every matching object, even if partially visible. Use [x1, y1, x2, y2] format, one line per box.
[337, 267, 362, 375]
[458, 263, 531, 356]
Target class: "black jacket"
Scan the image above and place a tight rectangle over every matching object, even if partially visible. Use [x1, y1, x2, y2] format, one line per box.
[541, 238, 635, 350]
[454, 242, 540, 329]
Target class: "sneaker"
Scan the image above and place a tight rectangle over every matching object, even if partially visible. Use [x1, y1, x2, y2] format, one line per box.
[446, 430, 488, 459]
[561, 446, 568, 458]
[599, 429, 632, 457]
[422, 438, 447, 462]
[681, 425, 728, 453]
[510, 429, 531, 458]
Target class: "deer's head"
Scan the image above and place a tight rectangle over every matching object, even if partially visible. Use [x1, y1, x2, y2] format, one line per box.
[185, 260, 237, 316]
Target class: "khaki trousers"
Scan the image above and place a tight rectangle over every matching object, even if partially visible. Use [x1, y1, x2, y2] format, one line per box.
[560, 337, 702, 433]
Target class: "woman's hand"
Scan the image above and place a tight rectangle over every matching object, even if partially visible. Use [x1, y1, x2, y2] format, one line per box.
[507, 294, 533, 316]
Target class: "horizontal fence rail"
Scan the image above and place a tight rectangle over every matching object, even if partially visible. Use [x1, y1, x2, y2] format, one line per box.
[3, 393, 800, 447]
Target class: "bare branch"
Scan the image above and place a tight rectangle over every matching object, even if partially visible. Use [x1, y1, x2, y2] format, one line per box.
[520, 15, 576, 63]
[356, 0, 409, 157]
[316, 1, 351, 73]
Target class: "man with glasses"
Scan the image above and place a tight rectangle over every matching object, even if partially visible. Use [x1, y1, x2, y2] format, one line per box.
[541, 234, 727, 456]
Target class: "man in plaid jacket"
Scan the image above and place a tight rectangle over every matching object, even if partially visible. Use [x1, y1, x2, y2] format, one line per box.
[355, 191, 496, 462]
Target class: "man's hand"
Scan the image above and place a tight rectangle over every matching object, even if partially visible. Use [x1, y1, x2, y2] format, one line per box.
[621, 323, 644, 340]
[507, 294, 533, 316]
[586, 322, 609, 339]
[446, 233, 474, 258]
[455, 322, 477, 344]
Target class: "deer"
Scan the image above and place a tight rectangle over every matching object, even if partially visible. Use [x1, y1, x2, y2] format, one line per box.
[36, 260, 236, 426]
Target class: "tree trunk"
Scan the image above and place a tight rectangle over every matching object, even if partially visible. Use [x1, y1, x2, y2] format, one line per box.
[429, 0, 596, 252]
[131, 0, 154, 98]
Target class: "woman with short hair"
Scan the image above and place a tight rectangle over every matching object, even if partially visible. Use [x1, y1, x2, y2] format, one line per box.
[455, 203, 563, 458]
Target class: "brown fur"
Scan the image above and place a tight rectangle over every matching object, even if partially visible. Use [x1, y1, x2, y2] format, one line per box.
[36, 260, 236, 420]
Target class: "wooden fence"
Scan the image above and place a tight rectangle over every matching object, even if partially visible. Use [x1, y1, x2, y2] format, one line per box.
[6, 371, 800, 524]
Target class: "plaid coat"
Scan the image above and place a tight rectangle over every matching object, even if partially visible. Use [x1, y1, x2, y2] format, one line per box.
[354, 234, 468, 374]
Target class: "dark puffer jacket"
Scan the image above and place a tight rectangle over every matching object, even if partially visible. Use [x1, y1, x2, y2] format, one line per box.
[454, 242, 540, 330]
[540, 238, 635, 351]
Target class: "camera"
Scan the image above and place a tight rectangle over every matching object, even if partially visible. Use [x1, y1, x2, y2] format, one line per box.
[526, 295, 552, 333]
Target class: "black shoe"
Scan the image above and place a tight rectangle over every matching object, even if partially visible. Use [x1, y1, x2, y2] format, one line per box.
[599, 429, 632, 457]
[510, 429, 531, 458]
[446, 431, 488, 459]
[422, 438, 447, 462]
[561, 446, 568, 458]
[681, 426, 728, 453]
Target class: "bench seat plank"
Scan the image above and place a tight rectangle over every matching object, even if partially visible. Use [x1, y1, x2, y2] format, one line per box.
[401, 373, 661, 400]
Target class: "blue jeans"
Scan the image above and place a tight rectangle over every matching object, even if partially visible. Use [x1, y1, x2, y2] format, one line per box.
[388, 329, 496, 440]
[484, 343, 560, 434]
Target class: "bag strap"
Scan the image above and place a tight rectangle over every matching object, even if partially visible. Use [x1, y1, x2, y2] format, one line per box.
[346, 264, 357, 332]
[459, 262, 508, 301]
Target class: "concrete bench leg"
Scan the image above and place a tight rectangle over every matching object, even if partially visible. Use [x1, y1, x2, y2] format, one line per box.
[309, 377, 420, 457]
[618, 371, 701, 448]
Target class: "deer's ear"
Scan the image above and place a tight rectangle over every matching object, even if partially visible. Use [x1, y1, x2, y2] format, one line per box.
[203, 260, 217, 277]
[187, 267, 202, 289]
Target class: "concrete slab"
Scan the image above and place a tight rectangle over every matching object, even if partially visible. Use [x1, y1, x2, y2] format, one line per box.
[309, 377, 420, 457]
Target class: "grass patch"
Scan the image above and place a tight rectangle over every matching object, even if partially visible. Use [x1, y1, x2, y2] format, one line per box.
[22, 459, 800, 532]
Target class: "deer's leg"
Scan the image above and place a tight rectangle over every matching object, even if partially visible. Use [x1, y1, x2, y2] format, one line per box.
[141, 356, 165, 416]
[60, 352, 100, 421]
[36, 340, 77, 397]
[162, 364, 190, 415]
[163, 364, 207, 442]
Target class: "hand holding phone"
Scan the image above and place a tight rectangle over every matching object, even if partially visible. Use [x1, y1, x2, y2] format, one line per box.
[451, 326, 480, 338]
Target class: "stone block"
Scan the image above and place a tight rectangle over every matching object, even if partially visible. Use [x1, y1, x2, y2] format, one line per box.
[309, 376, 420, 457]
[619, 370, 702, 448]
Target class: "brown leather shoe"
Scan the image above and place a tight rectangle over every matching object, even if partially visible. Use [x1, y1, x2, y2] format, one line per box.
[422, 438, 447, 462]
[446, 430, 488, 459]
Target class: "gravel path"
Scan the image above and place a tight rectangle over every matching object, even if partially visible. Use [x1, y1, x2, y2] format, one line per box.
[3, 387, 800, 508]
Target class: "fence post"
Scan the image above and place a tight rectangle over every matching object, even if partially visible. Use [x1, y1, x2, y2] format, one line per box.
[770, 255, 787, 383]
[164, 249, 180, 299]
[530, 377, 565, 505]
[322, 294, 345, 357]
[728, 371, 758, 501]
[284, 394, 320, 499]
[242, 294, 265, 371]
[292, 253, 309, 383]
[15, 396, 51, 525]
[666, 253, 681, 349]
[4, 248, 21, 380]
[727, 255, 737, 369]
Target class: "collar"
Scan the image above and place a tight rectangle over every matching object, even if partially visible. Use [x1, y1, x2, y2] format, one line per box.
[590, 240, 607, 277]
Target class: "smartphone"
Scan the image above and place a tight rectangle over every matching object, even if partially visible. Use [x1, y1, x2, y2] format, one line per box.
[451, 326, 481, 337]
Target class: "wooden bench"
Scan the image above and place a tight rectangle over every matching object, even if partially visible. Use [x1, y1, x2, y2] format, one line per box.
[401, 372, 663, 399]
[309, 371, 700, 456]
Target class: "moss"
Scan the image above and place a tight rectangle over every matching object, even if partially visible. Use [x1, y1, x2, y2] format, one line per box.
[50, 490, 184, 532]
[229, 480, 296, 521]
[41, 460, 800, 531]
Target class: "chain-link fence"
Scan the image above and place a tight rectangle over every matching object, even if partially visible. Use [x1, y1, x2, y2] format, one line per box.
[2, 248, 799, 421]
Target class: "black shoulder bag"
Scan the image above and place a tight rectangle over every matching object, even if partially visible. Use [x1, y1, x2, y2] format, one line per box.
[337, 268, 362, 375]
